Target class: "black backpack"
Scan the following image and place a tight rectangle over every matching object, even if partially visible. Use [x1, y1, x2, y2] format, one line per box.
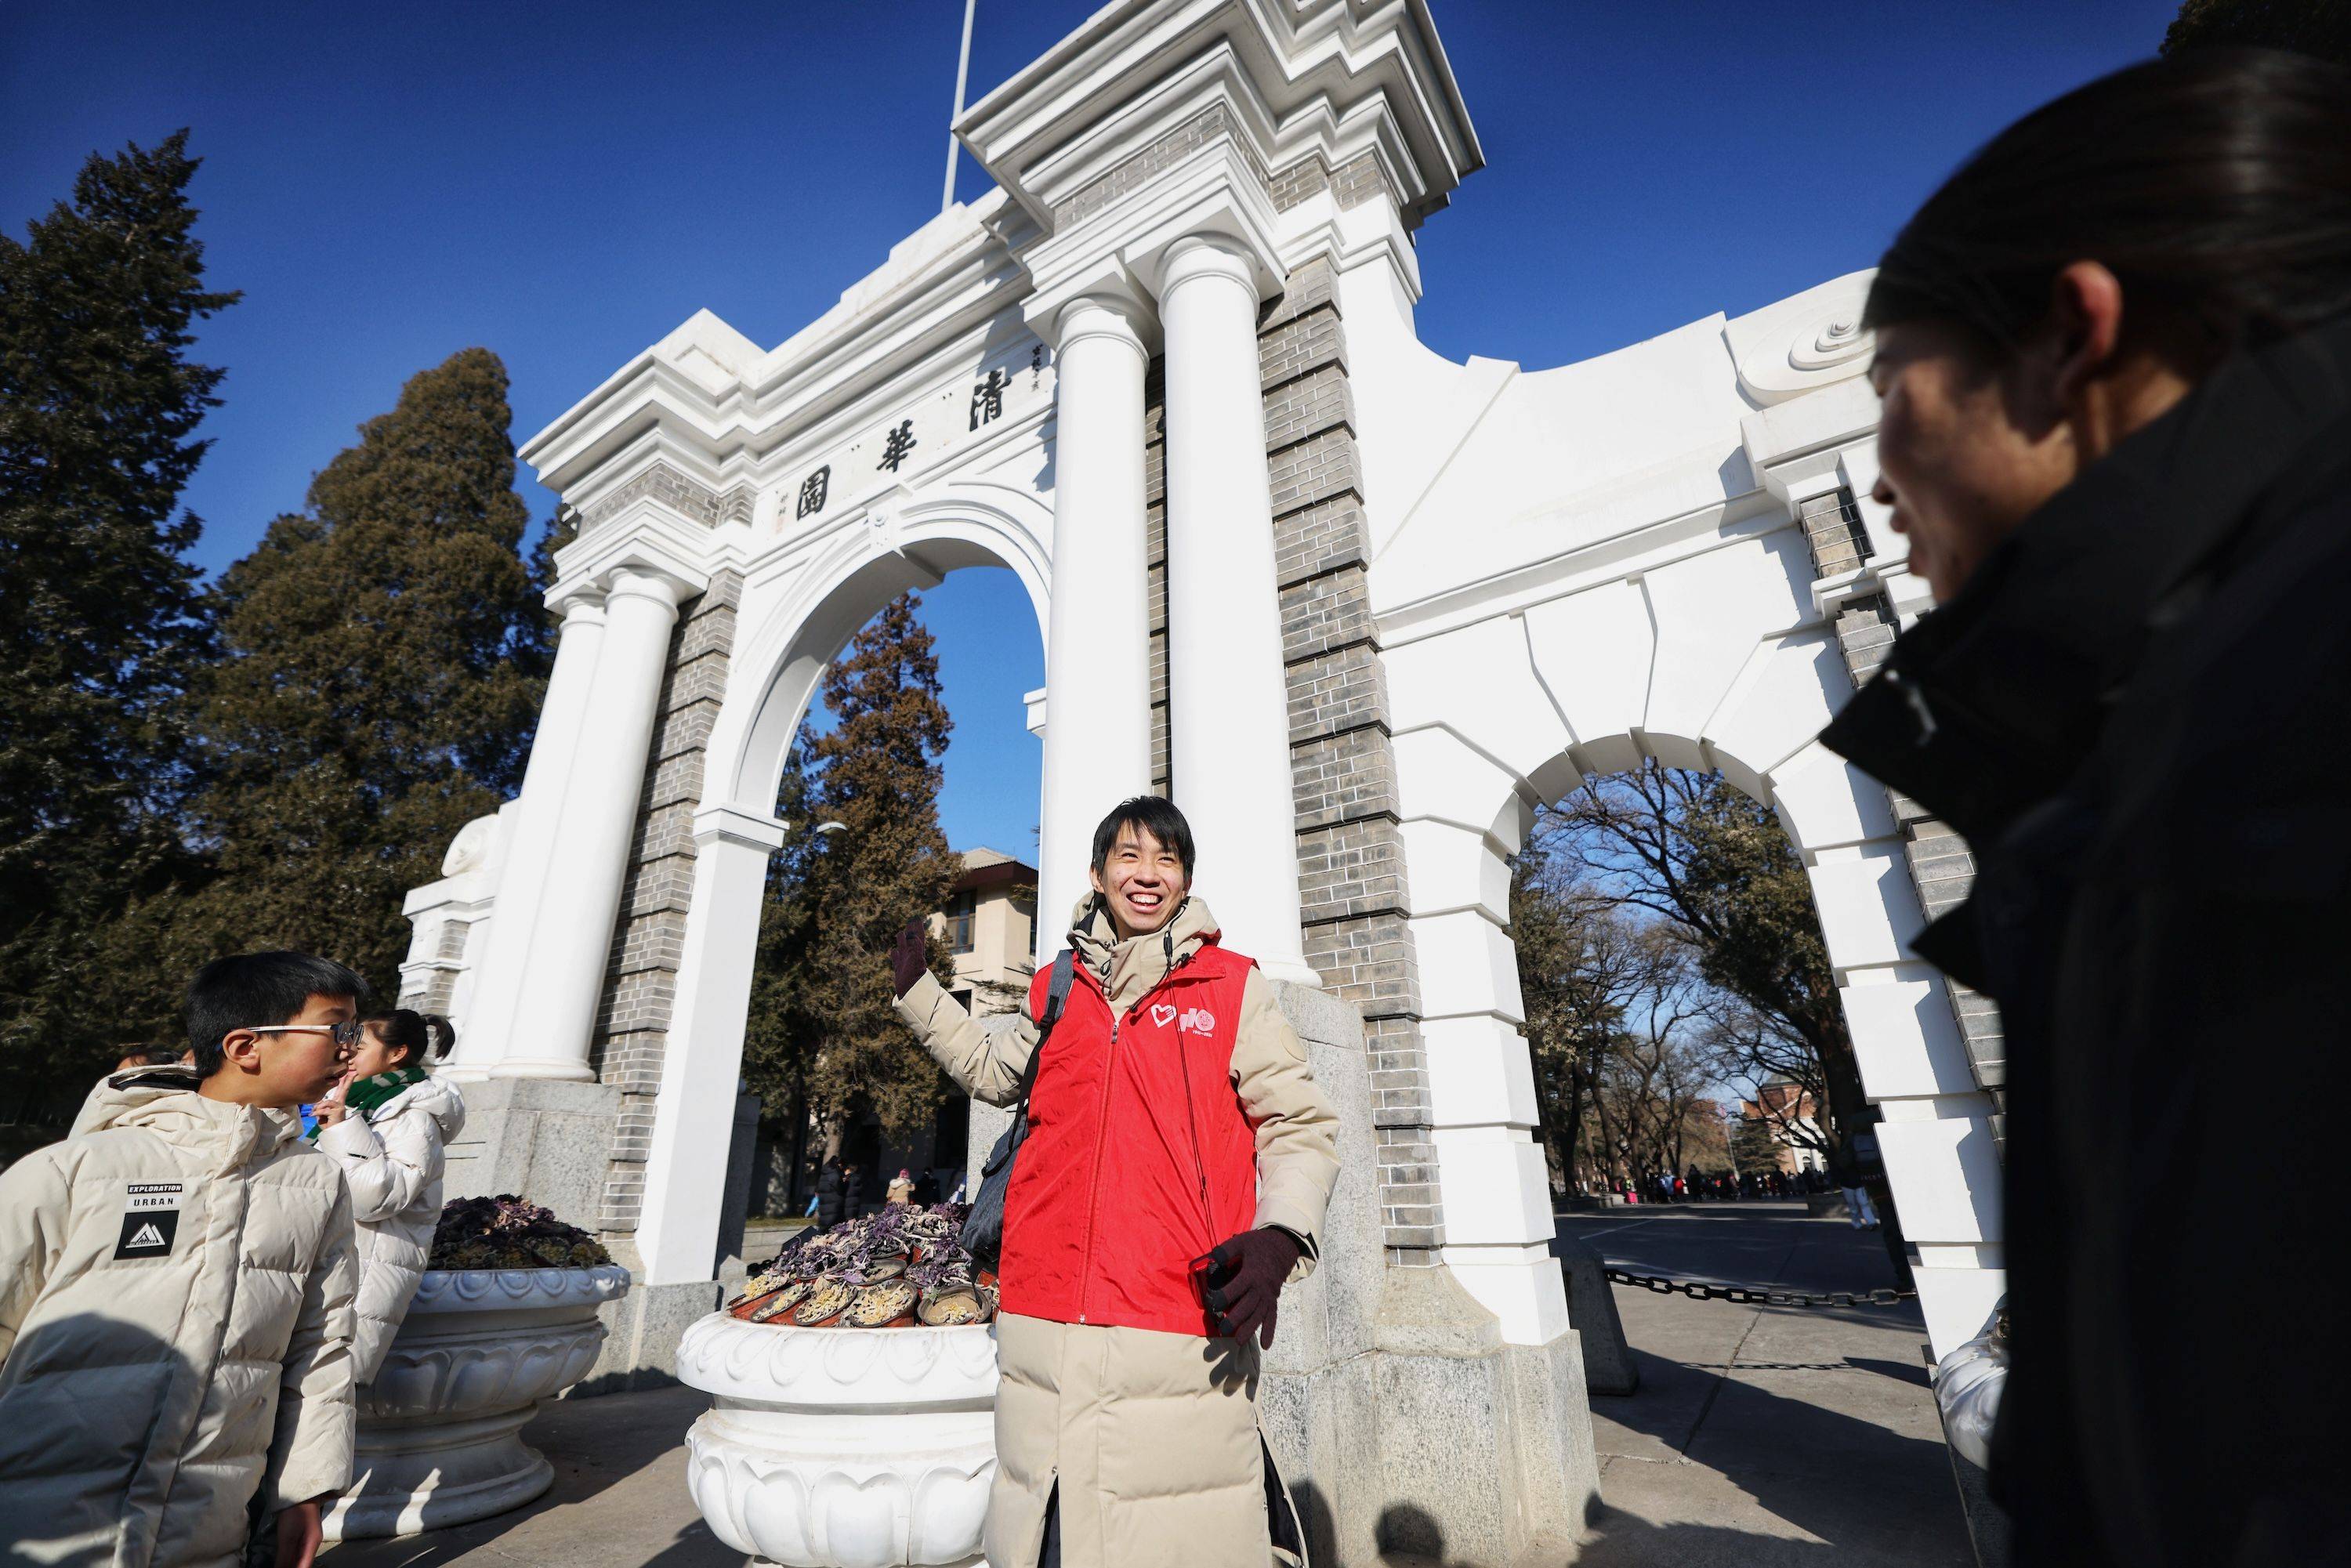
[958, 949, 1078, 1273]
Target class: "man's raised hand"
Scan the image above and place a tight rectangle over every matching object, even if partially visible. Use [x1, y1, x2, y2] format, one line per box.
[889, 918, 929, 998]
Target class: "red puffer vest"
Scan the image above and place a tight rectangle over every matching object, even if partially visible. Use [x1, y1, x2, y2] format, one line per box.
[998, 940, 1259, 1337]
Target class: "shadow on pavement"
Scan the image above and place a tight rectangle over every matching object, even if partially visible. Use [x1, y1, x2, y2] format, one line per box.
[1844, 1355, 1933, 1389]
[1585, 1349, 1968, 1566]
[318, 1385, 727, 1568]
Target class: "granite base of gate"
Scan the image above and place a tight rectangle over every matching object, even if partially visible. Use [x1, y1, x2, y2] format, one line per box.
[443, 1076, 759, 1392]
[1260, 981, 1601, 1567]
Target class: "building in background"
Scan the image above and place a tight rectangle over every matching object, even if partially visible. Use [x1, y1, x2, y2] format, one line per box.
[1741, 1075, 1828, 1176]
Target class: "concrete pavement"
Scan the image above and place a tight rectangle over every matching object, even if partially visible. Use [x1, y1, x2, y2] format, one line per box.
[323, 1201, 1967, 1566]
[1560, 1202, 1972, 1566]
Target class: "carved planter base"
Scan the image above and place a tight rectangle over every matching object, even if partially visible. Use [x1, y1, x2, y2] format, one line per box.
[323, 1265, 632, 1540]
[676, 1313, 999, 1568]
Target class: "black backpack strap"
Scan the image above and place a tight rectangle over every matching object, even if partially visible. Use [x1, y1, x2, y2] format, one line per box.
[1011, 949, 1077, 1110]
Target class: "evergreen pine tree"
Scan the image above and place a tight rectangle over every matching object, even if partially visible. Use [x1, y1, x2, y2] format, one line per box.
[743, 593, 960, 1160]
[163, 347, 552, 997]
[0, 132, 236, 1090]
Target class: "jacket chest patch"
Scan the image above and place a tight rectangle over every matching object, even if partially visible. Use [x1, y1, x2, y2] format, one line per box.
[115, 1183, 183, 1259]
[1144, 1002, 1219, 1033]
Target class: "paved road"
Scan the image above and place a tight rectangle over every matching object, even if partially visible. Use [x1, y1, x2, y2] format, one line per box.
[1559, 1201, 1972, 1567]
[324, 1203, 1969, 1566]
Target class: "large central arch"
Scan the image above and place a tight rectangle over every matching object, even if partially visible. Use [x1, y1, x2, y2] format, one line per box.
[633, 480, 1052, 1287]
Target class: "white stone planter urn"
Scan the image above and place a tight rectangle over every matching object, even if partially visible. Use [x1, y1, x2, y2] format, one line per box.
[322, 1263, 632, 1540]
[676, 1311, 998, 1568]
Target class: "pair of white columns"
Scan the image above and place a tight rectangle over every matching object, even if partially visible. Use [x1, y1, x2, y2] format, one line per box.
[1036, 237, 1313, 982]
[445, 568, 686, 1082]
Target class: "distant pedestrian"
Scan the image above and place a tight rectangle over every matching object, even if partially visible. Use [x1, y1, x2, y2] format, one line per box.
[1820, 49, 2351, 1565]
[0, 951, 365, 1568]
[813, 1157, 845, 1229]
[886, 1168, 915, 1205]
[842, 1162, 867, 1217]
[914, 1170, 941, 1206]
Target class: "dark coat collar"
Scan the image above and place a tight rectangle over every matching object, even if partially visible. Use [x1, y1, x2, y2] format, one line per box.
[1821, 316, 2351, 849]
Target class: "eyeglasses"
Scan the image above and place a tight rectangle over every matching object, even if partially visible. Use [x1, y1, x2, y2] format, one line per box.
[247, 1020, 365, 1049]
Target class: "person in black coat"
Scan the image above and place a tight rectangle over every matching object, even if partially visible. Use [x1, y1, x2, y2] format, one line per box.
[841, 1162, 867, 1219]
[813, 1157, 845, 1229]
[1820, 49, 2351, 1566]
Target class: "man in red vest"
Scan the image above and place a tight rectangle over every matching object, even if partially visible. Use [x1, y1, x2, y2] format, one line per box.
[892, 795, 1339, 1568]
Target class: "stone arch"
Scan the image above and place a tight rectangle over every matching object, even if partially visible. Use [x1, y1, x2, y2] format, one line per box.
[705, 479, 1052, 820]
[632, 478, 1052, 1286]
[1376, 518, 2005, 1356]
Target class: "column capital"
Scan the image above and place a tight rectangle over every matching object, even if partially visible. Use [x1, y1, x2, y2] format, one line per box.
[691, 802, 789, 853]
[1155, 234, 1261, 299]
[1052, 294, 1151, 359]
[603, 565, 690, 612]
[553, 591, 607, 628]
[1020, 255, 1157, 353]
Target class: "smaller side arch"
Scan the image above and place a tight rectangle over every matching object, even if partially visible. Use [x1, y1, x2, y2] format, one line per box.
[1381, 544, 2005, 1358]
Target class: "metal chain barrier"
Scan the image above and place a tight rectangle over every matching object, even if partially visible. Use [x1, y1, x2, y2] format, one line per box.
[1603, 1267, 1914, 1309]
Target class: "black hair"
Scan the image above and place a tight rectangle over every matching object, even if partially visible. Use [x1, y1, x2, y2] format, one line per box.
[1089, 795, 1195, 878]
[1865, 49, 2351, 370]
[360, 1009, 453, 1070]
[185, 951, 370, 1077]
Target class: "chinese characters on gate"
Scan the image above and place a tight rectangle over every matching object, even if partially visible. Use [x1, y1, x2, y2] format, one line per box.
[782, 346, 1050, 528]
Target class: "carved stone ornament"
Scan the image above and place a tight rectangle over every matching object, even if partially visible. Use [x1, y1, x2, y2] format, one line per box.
[321, 1265, 632, 1541]
[676, 1313, 1000, 1567]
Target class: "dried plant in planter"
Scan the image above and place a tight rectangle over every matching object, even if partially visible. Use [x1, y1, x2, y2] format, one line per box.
[727, 1203, 994, 1328]
[429, 1194, 614, 1271]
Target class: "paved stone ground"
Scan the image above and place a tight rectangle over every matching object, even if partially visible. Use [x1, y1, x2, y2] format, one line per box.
[1557, 1202, 1972, 1567]
[324, 1201, 1966, 1566]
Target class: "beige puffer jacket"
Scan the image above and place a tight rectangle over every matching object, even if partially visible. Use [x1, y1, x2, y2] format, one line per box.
[0, 1069, 358, 1568]
[314, 1074, 465, 1382]
[896, 896, 1339, 1568]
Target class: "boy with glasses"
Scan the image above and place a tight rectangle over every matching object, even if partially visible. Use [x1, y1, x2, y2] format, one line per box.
[1, 952, 367, 1568]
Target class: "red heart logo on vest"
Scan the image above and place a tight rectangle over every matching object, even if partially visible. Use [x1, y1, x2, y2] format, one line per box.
[1151, 1003, 1177, 1028]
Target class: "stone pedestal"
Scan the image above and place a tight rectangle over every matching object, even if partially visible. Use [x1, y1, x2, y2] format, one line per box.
[1559, 1235, 1639, 1395]
[676, 1316, 997, 1568]
[439, 1077, 621, 1226]
[1259, 980, 1601, 1566]
[323, 1266, 630, 1540]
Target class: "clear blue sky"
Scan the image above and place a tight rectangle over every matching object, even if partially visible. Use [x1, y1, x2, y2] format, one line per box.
[2, 0, 2175, 856]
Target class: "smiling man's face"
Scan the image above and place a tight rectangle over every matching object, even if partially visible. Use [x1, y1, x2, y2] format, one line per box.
[1089, 821, 1190, 940]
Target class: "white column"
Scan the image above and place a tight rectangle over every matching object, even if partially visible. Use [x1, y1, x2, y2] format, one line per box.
[636, 804, 787, 1284]
[493, 568, 686, 1081]
[1157, 238, 1313, 982]
[1036, 295, 1154, 954]
[444, 594, 607, 1081]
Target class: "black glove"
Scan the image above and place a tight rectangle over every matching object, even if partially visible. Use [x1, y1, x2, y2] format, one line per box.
[1195, 1227, 1302, 1348]
[889, 919, 929, 998]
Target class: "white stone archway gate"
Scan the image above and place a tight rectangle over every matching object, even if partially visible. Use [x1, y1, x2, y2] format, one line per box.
[393, 1, 2008, 1557]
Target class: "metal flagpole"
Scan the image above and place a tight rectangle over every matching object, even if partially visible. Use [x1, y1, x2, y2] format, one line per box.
[941, 0, 977, 213]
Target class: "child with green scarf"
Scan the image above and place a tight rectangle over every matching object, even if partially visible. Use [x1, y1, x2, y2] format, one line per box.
[310, 1011, 468, 1384]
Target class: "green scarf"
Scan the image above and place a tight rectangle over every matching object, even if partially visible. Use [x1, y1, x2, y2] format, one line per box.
[307, 1064, 429, 1139]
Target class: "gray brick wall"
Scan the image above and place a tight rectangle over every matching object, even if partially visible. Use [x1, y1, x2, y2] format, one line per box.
[1809, 498, 2006, 1126]
[589, 568, 742, 1232]
[1255, 255, 1444, 1262]
[1058, 104, 1270, 229]
[1145, 364, 1171, 795]
[1266, 151, 1396, 215]
[580, 461, 723, 533]
[1797, 488, 1873, 580]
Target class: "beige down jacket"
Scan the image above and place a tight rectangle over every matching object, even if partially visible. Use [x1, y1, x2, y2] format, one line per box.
[896, 896, 1340, 1568]
[314, 1074, 465, 1382]
[0, 1070, 358, 1568]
